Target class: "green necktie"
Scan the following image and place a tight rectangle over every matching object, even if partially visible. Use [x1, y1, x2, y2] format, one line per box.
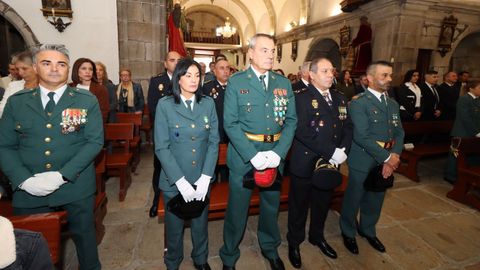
[380, 94, 387, 107]
[259, 74, 267, 91]
[185, 100, 192, 111]
[45, 92, 55, 116]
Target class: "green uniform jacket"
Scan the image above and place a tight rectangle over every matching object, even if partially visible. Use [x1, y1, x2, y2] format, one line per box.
[347, 90, 404, 172]
[223, 67, 297, 175]
[154, 96, 219, 191]
[451, 94, 480, 137]
[0, 87, 104, 208]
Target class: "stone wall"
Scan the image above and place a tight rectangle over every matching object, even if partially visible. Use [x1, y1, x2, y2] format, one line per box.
[117, 0, 166, 95]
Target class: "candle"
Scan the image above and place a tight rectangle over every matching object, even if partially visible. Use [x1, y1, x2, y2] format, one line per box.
[390, 57, 394, 63]
[52, 8, 55, 18]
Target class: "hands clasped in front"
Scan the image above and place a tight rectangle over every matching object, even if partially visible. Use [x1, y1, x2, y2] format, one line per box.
[250, 150, 281, 170]
[382, 153, 400, 179]
[20, 171, 67, 196]
[329, 147, 347, 166]
[175, 174, 211, 202]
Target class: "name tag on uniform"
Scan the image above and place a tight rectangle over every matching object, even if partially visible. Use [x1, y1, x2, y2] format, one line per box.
[240, 89, 249, 94]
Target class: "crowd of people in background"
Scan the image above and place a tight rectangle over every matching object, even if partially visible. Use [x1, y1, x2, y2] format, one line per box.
[0, 37, 478, 270]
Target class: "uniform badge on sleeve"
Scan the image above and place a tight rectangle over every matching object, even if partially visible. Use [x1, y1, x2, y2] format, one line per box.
[60, 108, 87, 134]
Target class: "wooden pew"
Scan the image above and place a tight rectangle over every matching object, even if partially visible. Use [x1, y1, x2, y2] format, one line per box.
[116, 113, 142, 173]
[158, 144, 348, 219]
[447, 137, 480, 210]
[0, 200, 67, 265]
[105, 123, 134, 201]
[397, 121, 453, 181]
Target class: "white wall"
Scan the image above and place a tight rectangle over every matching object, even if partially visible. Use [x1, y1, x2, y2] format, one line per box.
[274, 38, 313, 75]
[4, 0, 120, 82]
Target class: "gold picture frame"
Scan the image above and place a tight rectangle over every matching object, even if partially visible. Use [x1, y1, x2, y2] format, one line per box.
[41, 0, 73, 18]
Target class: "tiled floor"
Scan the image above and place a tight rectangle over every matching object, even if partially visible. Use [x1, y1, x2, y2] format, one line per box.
[64, 147, 480, 270]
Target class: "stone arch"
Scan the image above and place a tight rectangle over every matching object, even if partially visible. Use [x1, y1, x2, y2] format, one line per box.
[305, 38, 341, 70]
[262, 0, 276, 35]
[0, 1, 39, 48]
[185, 5, 244, 45]
[449, 30, 480, 78]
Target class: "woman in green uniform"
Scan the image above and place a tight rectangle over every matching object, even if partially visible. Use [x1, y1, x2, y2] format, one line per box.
[154, 58, 219, 270]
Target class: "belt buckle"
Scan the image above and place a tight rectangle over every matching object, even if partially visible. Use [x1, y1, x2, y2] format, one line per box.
[264, 134, 273, 143]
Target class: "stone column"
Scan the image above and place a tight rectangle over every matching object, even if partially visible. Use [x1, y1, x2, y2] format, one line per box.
[117, 0, 166, 95]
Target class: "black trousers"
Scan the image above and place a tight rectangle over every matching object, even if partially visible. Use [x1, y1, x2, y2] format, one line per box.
[152, 151, 161, 205]
[287, 174, 334, 247]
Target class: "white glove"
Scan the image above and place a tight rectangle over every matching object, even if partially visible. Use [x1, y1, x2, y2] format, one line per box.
[194, 174, 211, 201]
[331, 147, 347, 165]
[175, 177, 196, 202]
[476, 132, 480, 138]
[34, 171, 67, 189]
[265, 150, 281, 168]
[250, 152, 269, 170]
[19, 176, 59, 196]
[328, 159, 339, 167]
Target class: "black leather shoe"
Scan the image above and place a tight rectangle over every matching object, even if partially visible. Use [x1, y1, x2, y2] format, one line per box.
[310, 239, 337, 259]
[288, 245, 301, 268]
[267, 257, 285, 270]
[194, 263, 211, 270]
[342, 234, 359, 254]
[149, 204, 158, 218]
[222, 265, 235, 270]
[358, 231, 386, 253]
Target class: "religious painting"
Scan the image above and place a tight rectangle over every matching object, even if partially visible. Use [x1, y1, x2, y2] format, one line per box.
[339, 24, 351, 57]
[41, 0, 73, 18]
[277, 43, 282, 63]
[438, 15, 458, 57]
[291, 40, 298, 62]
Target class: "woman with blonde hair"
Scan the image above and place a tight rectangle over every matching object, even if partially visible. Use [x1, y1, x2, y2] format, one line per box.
[95, 61, 117, 122]
[116, 68, 144, 113]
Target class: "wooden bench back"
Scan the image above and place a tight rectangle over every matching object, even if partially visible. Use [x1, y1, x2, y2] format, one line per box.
[105, 123, 134, 153]
[456, 137, 480, 169]
[402, 120, 453, 136]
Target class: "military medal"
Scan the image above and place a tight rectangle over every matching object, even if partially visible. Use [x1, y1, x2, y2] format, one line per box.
[392, 113, 399, 127]
[312, 99, 318, 109]
[246, 102, 252, 112]
[204, 116, 210, 130]
[273, 88, 288, 126]
[60, 108, 87, 134]
[338, 106, 347, 120]
[159, 84, 164, 91]
[211, 88, 218, 99]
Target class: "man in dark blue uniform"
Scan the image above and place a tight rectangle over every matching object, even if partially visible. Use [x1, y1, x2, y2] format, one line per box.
[146, 50, 181, 217]
[287, 58, 353, 268]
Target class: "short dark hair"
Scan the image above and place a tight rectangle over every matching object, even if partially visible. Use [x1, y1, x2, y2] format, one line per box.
[366, 61, 393, 76]
[425, 70, 438, 75]
[403, 69, 419, 83]
[71, 58, 98, 85]
[171, 58, 204, 104]
[466, 80, 480, 91]
[459, 71, 469, 76]
[309, 57, 332, 73]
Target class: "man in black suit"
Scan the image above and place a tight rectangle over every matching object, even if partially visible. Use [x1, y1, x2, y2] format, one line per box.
[355, 74, 368, 94]
[419, 70, 441, 121]
[287, 57, 353, 268]
[438, 71, 460, 120]
[291, 61, 310, 94]
[146, 50, 181, 217]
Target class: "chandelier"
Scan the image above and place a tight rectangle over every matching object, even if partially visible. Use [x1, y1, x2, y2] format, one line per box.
[216, 17, 237, 38]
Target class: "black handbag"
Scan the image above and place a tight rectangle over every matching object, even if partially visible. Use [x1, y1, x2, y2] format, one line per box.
[311, 158, 343, 190]
[363, 165, 394, 192]
[166, 194, 209, 219]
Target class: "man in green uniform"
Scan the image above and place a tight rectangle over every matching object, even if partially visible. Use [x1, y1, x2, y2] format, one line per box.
[219, 33, 297, 270]
[339, 61, 404, 255]
[0, 44, 103, 270]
